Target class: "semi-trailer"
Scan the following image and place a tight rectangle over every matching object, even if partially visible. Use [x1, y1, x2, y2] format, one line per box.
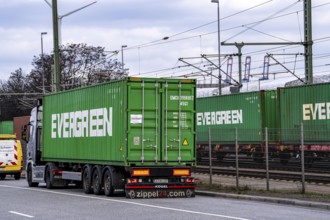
[24, 77, 196, 198]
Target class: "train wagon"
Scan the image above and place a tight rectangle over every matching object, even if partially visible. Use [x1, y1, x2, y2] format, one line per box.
[278, 82, 330, 162]
[0, 121, 14, 134]
[14, 116, 30, 140]
[196, 90, 278, 162]
[24, 77, 196, 198]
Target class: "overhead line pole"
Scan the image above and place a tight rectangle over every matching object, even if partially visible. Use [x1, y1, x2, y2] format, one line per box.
[52, 0, 61, 92]
[222, 0, 314, 86]
[304, 0, 313, 84]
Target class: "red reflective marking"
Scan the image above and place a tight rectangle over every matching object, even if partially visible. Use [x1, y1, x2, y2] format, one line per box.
[168, 185, 196, 189]
[125, 186, 155, 189]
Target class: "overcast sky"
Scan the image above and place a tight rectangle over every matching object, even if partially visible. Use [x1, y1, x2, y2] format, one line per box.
[1, 0, 330, 90]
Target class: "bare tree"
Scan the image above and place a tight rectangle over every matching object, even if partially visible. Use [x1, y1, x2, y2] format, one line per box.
[0, 69, 31, 120]
[0, 43, 126, 117]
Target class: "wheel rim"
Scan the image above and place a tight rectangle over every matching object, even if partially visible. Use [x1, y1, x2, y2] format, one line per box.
[104, 172, 110, 193]
[83, 170, 89, 190]
[93, 172, 99, 189]
[46, 167, 51, 188]
[28, 167, 32, 183]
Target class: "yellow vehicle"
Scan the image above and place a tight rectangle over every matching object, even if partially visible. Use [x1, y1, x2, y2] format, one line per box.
[0, 134, 23, 180]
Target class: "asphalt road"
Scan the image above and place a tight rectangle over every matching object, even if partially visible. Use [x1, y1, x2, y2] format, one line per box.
[0, 177, 329, 220]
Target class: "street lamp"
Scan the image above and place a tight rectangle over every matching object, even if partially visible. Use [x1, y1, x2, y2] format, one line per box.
[41, 32, 48, 94]
[211, 0, 221, 95]
[44, 0, 97, 46]
[121, 45, 127, 74]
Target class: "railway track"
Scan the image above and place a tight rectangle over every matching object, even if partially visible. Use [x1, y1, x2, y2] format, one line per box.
[193, 166, 330, 184]
[198, 156, 330, 174]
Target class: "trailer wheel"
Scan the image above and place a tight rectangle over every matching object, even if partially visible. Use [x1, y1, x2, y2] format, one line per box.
[103, 167, 113, 197]
[82, 165, 92, 194]
[92, 165, 103, 195]
[27, 165, 38, 187]
[0, 174, 5, 180]
[45, 165, 53, 189]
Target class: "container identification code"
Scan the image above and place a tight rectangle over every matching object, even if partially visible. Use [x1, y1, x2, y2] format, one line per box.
[51, 107, 113, 138]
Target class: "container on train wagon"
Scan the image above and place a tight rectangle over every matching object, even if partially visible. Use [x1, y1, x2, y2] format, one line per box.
[278, 82, 330, 144]
[14, 116, 30, 140]
[0, 121, 14, 134]
[196, 90, 278, 144]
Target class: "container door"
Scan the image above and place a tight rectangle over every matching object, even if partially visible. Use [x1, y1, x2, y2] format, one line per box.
[162, 81, 195, 163]
[127, 79, 195, 164]
[127, 80, 161, 163]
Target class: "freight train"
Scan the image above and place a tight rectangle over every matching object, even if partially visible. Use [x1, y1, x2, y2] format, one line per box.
[196, 82, 330, 165]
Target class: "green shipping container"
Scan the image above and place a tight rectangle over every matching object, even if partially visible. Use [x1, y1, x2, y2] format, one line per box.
[278, 82, 330, 144]
[42, 77, 196, 167]
[196, 90, 278, 144]
[0, 121, 14, 134]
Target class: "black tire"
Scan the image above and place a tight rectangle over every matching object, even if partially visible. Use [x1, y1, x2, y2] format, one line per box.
[14, 173, 21, 180]
[253, 153, 264, 163]
[0, 174, 6, 180]
[103, 167, 113, 197]
[92, 166, 103, 195]
[45, 166, 53, 189]
[82, 165, 92, 194]
[279, 152, 290, 165]
[27, 165, 38, 187]
[216, 153, 226, 161]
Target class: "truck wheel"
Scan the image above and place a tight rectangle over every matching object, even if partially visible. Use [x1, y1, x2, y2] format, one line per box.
[45, 166, 53, 189]
[0, 174, 5, 180]
[82, 165, 92, 194]
[27, 165, 38, 187]
[103, 167, 113, 197]
[92, 165, 103, 195]
[14, 173, 21, 180]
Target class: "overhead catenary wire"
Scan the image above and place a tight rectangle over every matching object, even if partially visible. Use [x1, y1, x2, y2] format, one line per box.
[223, 1, 301, 43]
[123, 1, 330, 85]
[131, 38, 330, 82]
[124, 0, 275, 51]
[121, 2, 330, 52]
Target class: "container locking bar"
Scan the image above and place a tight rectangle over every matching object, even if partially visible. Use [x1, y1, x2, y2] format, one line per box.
[155, 81, 159, 163]
[141, 80, 145, 163]
[165, 81, 169, 163]
[178, 82, 182, 163]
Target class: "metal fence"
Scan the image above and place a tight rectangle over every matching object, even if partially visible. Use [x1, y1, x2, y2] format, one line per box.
[196, 124, 330, 194]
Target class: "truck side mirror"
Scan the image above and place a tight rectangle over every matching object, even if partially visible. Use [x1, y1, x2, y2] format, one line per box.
[22, 124, 29, 143]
